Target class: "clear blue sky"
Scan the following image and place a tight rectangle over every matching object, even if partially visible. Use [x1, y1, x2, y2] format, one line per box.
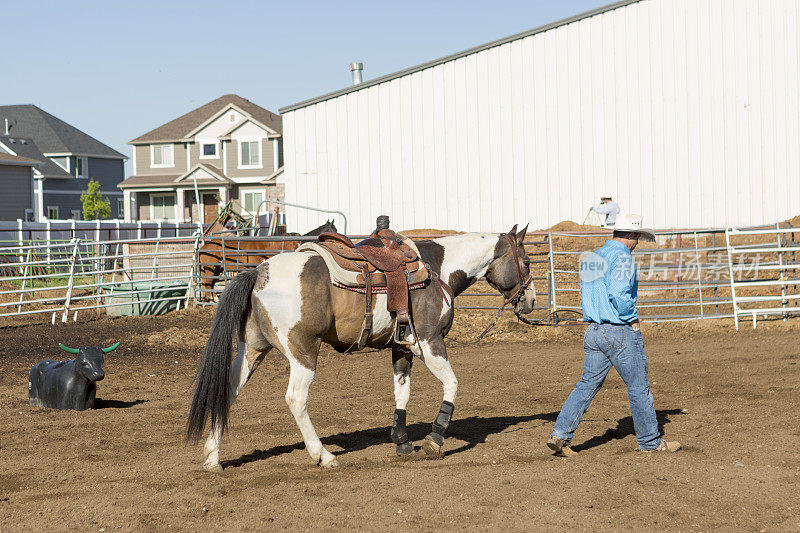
[4, 0, 609, 174]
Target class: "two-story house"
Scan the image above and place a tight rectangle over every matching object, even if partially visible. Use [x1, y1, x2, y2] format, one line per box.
[120, 94, 283, 223]
[0, 105, 127, 221]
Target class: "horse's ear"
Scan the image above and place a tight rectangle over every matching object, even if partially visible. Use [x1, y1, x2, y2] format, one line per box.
[508, 224, 518, 236]
[516, 224, 528, 245]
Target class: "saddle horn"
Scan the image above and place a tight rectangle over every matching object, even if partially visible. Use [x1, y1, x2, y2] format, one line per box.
[102, 342, 120, 353]
[58, 343, 79, 354]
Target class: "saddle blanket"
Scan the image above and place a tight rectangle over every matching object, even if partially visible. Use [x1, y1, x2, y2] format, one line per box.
[297, 236, 428, 291]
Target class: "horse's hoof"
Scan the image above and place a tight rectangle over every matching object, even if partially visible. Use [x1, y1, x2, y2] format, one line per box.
[422, 435, 444, 458]
[319, 454, 339, 469]
[395, 441, 414, 456]
[203, 462, 224, 474]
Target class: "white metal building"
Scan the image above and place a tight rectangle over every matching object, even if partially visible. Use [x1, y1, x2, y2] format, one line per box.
[280, 0, 800, 234]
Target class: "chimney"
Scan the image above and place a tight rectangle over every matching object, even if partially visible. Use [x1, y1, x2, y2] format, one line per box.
[350, 62, 363, 86]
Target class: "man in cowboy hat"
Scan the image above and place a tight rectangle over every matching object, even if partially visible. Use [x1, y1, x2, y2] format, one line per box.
[547, 213, 680, 455]
[592, 194, 620, 227]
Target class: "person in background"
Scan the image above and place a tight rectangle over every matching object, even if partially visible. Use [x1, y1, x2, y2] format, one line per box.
[592, 194, 620, 227]
[546, 213, 680, 456]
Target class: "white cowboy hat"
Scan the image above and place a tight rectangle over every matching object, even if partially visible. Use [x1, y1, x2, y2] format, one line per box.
[614, 213, 656, 242]
[600, 193, 613, 200]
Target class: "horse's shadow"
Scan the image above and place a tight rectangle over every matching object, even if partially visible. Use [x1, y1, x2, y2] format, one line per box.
[571, 408, 684, 452]
[93, 398, 147, 409]
[222, 411, 559, 469]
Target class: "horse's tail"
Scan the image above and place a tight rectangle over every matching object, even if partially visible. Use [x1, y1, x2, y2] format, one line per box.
[186, 268, 259, 444]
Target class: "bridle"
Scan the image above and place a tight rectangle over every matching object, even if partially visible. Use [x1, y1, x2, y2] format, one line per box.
[458, 233, 535, 343]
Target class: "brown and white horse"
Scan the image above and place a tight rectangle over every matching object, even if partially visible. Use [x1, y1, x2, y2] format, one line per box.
[187, 225, 534, 471]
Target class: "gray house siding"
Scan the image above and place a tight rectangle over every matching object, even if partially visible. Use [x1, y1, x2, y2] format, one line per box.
[44, 157, 124, 219]
[134, 144, 186, 176]
[0, 165, 33, 220]
[225, 138, 275, 178]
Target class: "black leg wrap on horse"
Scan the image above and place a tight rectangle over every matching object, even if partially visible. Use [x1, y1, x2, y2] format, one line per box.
[430, 401, 455, 446]
[391, 409, 409, 445]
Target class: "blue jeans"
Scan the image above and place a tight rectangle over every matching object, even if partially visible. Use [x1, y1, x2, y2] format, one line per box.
[551, 323, 661, 450]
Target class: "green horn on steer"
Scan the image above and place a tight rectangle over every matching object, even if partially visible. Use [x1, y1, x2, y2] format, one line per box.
[102, 342, 120, 354]
[58, 343, 80, 354]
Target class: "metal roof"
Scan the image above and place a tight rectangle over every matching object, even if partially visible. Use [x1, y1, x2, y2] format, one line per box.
[279, 0, 643, 114]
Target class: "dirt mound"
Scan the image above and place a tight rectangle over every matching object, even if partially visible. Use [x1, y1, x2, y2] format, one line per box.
[547, 220, 604, 232]
[399, 228, 462, 237]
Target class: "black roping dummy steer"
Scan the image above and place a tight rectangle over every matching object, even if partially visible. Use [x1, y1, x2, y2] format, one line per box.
[28, 342, 119, 410]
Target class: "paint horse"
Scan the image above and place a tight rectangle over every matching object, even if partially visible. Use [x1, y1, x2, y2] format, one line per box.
[29, 342, 120, 411]
[196, 212, 337, 300]
[187, 225, 534, 471]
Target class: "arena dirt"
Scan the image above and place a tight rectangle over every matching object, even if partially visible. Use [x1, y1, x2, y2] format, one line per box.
[1, 308, 799, 531]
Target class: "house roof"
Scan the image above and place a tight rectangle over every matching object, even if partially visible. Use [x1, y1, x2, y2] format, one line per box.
[0, 104, 126, 159]
[118, 164, 234, 190]
[117, 174, 182, 189]
[0, 152, 39, 166]
[174, 163, 233, 185]
[129, 94, 282, 145]
[0, 136, 72, 177]
[279, 0, 643, 113]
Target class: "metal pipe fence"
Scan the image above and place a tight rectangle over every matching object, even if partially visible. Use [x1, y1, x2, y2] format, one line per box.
[0, 225, 796, 329]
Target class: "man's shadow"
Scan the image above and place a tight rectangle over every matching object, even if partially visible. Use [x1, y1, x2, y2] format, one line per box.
[571, 408, 684, 452]
[93, 398, 147, 409]
[222, 411, 559, 469]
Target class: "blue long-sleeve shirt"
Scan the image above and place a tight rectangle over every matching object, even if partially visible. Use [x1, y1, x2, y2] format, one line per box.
[580, 240, 638, 324]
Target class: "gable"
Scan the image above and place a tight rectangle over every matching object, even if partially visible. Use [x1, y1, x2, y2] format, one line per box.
[173, 164, 231, 185]
[192, 107, 247, 140]
[230, 121, 269, 140]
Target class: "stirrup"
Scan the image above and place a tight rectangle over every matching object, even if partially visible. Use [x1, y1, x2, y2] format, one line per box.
[393, 318, 417, 346]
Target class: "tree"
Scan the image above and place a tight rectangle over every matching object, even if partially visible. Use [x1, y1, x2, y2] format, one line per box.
[80, 179, 111, 220]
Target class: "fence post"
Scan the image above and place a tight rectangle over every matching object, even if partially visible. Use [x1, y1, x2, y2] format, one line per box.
[777, 222, 787, 321]
[71, 219, 76, 240]
[694, 231, 704, 317]
[95, 219, 101, 243]
[62, 238, 81, 323]
[17, 248, 32, 313]
[157, 220, 162, 239]
[137, 220, 142, 240]
[725, 228, 739, 330]
[548, 232, 558, 325]
[191, 232, 202, 307]
[17, 218, 23, 258]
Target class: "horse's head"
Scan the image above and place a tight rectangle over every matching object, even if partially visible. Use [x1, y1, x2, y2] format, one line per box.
[484, 225, 536, 316]
[305, 219, 338, 236]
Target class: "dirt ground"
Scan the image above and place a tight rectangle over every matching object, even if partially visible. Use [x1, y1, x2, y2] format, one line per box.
[1, 308, 799, 532]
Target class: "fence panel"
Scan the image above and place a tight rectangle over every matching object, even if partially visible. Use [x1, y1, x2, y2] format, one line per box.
[726, 224, 800, 330]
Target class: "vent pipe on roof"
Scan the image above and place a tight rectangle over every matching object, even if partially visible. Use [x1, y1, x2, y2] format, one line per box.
[4, 118, 11, 135]
[350, 62, 363, 86]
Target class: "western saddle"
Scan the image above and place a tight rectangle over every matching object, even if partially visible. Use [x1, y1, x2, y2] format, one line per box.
[315, 215, 429, 350]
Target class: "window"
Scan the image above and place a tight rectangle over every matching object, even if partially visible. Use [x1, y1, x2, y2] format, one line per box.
[201, 142, 217, 158]
[47, 206, 59, 219]
[229, 113, 236, 122]
[71, 209, 82, 220]
[239, 140, 261, 168]
[24, 208, 34, 222]
[151, 194, 175, 220]
[243, 191, 264, 213]
[52, 157, 69, 172]
[117, 198, 125, 219]
[76, 157, 88, 178]
[151, 144, 174, 167]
